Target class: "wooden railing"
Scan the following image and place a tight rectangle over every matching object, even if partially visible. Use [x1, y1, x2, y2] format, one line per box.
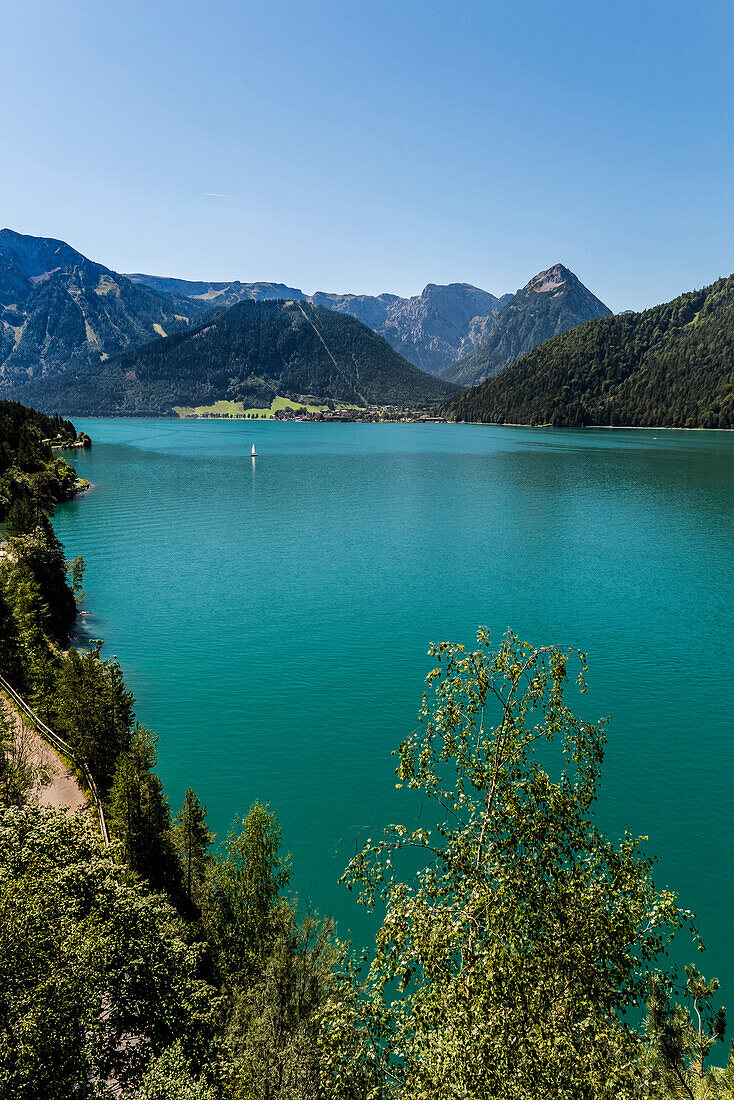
[0, 672, 110, 846]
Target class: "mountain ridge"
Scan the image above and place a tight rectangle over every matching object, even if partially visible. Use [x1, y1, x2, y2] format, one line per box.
[0, 229, 203, 389]
[12, 297, 460, 416]
[0, 230, 613, 396]
[444, 272, 734, 428]
[441, 263, 613, 385]
[127, 273, 512, 375]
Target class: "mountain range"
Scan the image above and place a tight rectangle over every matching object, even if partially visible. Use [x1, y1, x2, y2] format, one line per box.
[0, 228, 615, 415]
[444, 272, 734, 429]
[125, 272, 304, 309]
[442, 264, 612, 386]
[0, 229, 203, 388]
[15, 298, 459, 416]
[125, 266, 611, 380]
[128, 272, 516, 375]
[128, 267, 611, 383]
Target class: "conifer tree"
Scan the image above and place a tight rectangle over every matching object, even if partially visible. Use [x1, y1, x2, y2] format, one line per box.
[108, 725, 178, 892]
[54, 645, 134, 791]
[173, 788, 215, 910]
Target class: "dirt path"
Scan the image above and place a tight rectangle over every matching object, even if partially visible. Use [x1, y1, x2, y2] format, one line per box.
[3, 698, 88, 813]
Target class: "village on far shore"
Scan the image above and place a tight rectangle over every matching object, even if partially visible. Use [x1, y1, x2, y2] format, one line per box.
[272, 405, 446, 423]
[173, 397, 447, 423]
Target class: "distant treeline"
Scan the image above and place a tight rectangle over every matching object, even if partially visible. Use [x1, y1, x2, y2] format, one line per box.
[1, 401, 733, 1099]
[445, 273, 734, 428]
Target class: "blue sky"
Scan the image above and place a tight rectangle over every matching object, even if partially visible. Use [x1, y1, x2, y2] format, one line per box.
[2, 0, 732, 311]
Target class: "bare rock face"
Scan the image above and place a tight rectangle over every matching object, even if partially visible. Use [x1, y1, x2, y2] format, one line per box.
[309, 283, 511, 376]
[127, 272, 517, 377]
[309, 291, 400, 332]
[381, 284, 511, 376]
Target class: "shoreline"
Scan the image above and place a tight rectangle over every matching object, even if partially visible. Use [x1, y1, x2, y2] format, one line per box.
[67, 414, 734, 432]
[450, 420, 734, 431]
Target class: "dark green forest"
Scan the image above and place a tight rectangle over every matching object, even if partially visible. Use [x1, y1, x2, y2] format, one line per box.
[2, 402, 734, 1098]
[11, 299, 459, 416]
[445, 273, 734, 427]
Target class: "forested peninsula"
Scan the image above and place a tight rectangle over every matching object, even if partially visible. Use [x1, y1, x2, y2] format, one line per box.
[2, 401, 734, 1098]
[445, 272, 734, 428]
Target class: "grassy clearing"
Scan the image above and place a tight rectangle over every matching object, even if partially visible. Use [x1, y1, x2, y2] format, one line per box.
[174, 400, 245, 418]
[270, 396, 324, 414]
[174, 396, 362, 419]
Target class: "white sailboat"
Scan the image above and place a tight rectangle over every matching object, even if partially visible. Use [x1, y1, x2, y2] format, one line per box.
[251, 443, 258, 458]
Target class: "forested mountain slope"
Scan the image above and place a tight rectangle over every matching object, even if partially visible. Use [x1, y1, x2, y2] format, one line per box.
[443, 264, 613, 386]
[1, 228, 611, 389]
[445, 273, 734, 428]
[0, 401, 81, 520]
[14, 298, 459, 415]
[0, 230, 203, 389]
[134, 274, 510, 376]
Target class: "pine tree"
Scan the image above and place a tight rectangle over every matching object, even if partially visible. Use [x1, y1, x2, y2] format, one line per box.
[108, 725, 178, 892]
[172, 788, 215, 910]
[54, 645, 134, 791]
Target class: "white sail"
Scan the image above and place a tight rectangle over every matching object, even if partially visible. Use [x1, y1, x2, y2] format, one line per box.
[251, 444, 258, 457]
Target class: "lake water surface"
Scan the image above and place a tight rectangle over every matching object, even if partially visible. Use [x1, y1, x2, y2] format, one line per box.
[56, 420, 734, 996]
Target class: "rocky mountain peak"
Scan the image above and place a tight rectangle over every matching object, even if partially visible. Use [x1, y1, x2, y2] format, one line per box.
[441, 264, 612, 386]
[526, 264, 574, 294]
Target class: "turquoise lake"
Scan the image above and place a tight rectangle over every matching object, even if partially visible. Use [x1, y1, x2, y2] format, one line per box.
[55, 420, 734, 993]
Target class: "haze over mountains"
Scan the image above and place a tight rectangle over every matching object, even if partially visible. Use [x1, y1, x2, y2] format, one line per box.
[445, 272, 734, 429]
[16, 298, 459, 416]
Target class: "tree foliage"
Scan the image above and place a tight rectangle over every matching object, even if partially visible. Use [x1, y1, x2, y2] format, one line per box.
[332, 630, 692, 1099]
[54, 643, 135, 792]
[206, 802, 293, 988]
[0, 804, 217, 1099]
[173, 787, 216, 911]
[644, 967, 728, 1098]
[109, 724, 180, 892]
[206, 803, 365, 1100]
